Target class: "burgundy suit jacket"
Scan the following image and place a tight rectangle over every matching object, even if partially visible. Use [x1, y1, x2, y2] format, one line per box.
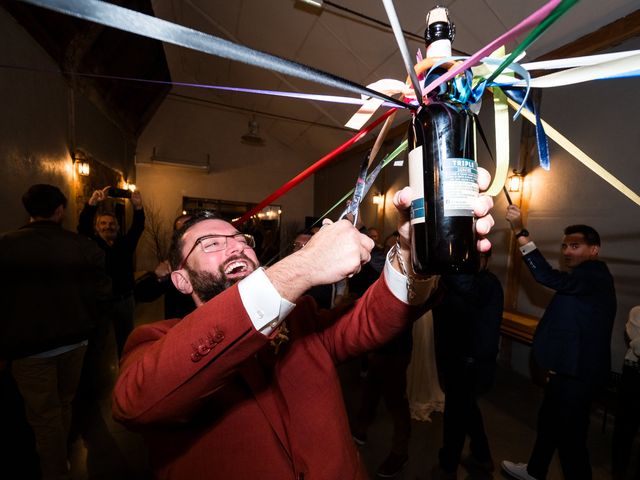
[113, 273, 433, 479]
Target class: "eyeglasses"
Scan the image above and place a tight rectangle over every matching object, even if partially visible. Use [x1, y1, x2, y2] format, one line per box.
[179, 233, 256, 269]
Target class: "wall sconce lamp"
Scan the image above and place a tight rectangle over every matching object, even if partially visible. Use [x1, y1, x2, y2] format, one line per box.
[72, 155, 90, 177]
[507, 171, 525, 192]
[372, 193, 385, 205]
[75, 160, 90, 176]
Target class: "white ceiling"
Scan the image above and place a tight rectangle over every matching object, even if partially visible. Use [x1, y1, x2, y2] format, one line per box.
[149, 0, 639, 160]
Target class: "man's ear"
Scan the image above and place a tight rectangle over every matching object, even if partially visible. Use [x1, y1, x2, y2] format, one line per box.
[52, 205, 65, 223]
[171, 270, 193, 295]
[590, 245, 600, 257]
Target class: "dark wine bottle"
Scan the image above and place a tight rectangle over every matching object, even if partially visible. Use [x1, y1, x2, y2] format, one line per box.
[408, 6, 479, 275]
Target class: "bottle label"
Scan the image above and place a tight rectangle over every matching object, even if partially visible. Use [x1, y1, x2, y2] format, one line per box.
[408, 146, 425, 225]
[442, 157, 478, 217]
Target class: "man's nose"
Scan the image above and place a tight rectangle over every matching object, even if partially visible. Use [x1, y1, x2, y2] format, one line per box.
[225, 237, 244, 254]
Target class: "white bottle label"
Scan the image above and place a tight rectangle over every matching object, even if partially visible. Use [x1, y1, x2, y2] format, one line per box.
[408, 146, 425, 225]
[442, 157, 478, 217]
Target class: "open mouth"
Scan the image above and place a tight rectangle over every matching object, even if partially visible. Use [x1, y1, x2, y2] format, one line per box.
[224, 260, 250, 277]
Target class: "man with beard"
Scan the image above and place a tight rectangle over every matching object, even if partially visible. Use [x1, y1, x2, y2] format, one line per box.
[78, 186, 146, 357]
[112, 177, 494, 480]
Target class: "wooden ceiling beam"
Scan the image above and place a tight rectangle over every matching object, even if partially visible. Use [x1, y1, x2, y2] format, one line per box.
[536, 9, 640, 61]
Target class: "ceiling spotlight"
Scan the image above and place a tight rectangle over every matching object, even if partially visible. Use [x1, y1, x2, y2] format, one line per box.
[298, 0, 324, 7]
[241, 116, 265, 147]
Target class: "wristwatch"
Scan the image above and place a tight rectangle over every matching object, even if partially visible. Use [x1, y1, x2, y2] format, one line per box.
[515, 229, 530, 239]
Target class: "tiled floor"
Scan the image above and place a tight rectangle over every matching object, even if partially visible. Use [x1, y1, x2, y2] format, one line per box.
[2, 308, 638, 480]
[340, 358, 637, 480]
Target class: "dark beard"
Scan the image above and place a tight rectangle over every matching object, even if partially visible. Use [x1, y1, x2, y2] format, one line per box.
[185, 253, 258, 303]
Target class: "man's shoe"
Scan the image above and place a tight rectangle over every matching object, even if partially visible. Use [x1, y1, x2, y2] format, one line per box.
[351, 428, 367, 446]
[462, 453, 495, 472]
[376, 452, 409, 478]
[501, 461, 538, 480]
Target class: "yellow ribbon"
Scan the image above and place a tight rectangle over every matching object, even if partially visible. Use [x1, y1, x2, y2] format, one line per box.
[507, 98, 640, 207]
[484, 47, 511, 198]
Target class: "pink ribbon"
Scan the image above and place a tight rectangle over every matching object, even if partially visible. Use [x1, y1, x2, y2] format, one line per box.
[233, 108, 398, 227]
[422, 0, 562, 98]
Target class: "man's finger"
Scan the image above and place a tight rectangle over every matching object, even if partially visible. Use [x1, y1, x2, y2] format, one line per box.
[393, 187, 412, 210]
[476, 215, 495, 236]
[473, 195, 494, 218]
[477, 237, 492, 252]
[478, 167, 491, 192]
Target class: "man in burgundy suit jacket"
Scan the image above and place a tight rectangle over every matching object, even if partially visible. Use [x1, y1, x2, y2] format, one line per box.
[112, 181, 494, 480]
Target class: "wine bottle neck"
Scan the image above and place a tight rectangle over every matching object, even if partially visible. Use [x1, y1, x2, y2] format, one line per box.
[424, 6, 454, 59]
[426, 39, 451, 58]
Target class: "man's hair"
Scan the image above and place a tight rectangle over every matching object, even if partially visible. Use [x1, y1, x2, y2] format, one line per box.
[173, 213, 192, 231]
[564, 224, 601, 246]
[22, 184, 67, 218]
[169, 210, 223, 270]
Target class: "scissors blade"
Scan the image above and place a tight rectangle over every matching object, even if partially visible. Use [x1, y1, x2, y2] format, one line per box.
[361, 159, 383, 199]
[339, 153, 371, 225]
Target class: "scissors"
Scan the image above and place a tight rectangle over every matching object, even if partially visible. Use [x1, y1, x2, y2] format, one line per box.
[338, 150, 383, 226]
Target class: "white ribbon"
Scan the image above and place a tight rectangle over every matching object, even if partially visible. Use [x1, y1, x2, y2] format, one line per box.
[344, 79, 409, 130]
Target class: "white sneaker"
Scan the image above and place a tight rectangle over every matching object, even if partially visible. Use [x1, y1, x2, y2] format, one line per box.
[501, 461, 538, 480]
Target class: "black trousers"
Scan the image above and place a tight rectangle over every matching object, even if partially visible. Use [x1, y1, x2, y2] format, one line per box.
[612, 364, 640, 479]
[354, 351, 412, 456]
[528, 373, 595, 480]
[438, 362, 492, 472]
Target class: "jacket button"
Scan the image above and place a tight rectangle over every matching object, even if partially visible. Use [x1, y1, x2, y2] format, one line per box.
[213, 331, 225, 342]
[197, 344, 211, 355]
[190, 352, 201, 362]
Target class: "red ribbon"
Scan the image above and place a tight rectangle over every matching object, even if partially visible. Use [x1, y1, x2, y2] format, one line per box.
[233, 107, 398, 227]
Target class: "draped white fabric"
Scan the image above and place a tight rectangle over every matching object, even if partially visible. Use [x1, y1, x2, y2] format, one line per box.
[407, 311, 445, 421]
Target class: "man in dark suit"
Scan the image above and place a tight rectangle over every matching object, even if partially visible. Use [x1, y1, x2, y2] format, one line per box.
[502, 205, 617, 480]
[0, 184, 110, 479]
[431, 249, 504, 479]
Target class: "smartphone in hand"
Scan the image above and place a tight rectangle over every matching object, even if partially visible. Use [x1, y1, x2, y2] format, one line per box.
[108, 187, 132, 199]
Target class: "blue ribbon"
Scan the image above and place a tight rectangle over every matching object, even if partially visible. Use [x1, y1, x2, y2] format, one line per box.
[502, 87, 550, 171]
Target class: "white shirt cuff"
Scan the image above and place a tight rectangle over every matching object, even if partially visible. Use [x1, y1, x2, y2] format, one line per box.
[519, 241, 537, 256]
[237, 267, 295, 336]
[383, 250, 437, 305]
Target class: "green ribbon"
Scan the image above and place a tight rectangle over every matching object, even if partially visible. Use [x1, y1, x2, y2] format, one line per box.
[485, 0, 580, 85]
